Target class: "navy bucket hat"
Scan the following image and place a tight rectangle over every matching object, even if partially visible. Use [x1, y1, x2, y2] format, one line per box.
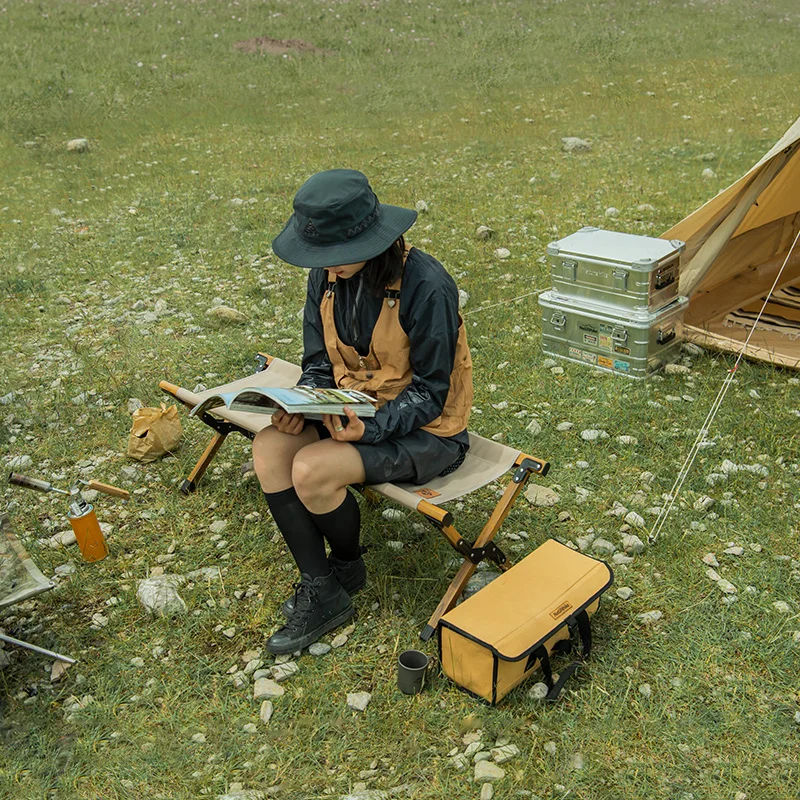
[271, 169, 418, 268]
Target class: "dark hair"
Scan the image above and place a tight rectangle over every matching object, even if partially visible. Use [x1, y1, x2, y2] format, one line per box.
[361, 236, 406, 295]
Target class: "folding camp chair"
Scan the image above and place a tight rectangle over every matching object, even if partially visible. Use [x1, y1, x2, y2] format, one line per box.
[160, 355, 550, 640]
[0, 513, 76, 664]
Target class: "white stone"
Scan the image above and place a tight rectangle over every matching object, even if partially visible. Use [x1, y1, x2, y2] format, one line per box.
[259, 700, 274, 725]
[494, 248, 511, 260]
[724, 546, 744, 556]
[525, 419, 542, 436]
[591, 538, 616, 556]
[717, 579, 737, 594]
[701, 168, 716, 179]
[702, 553, 720, 567]
[706, 568, 721, 582]
[580, 429, 609, 442]
[664, 363, 690, 375]
[8, 454, 33, 470]
[491, 744, 520, 764]
[544, 741, 557, 755]
[136, 576, 187, 617]
[525, 484, 560, 507]
[190, 732, 206, 743]
[346, 691, 372, 711]
[571, 752, 585, 770]
[561, 137, 592, 153]
[207, 305, 248, 323]
[458, 289, 469, 309]
[473, 760, 505, 783]
[616, 435, 638, 445]
[308, 642, 331, 656]
[49, 530, 77, 548]
[556, 421, 573, 431]
[382, 508, 405, 522]
[480, 783, 495, 800]
[271, 662, 299, 682]
[415, 200, 429, 213]
[693, 495, 715, 511]
[637, 610, 663, 624]
[624, 512, 646, 529]
[773, 601, 791, 613]
[528, 682, 550, 700]
[639, 683, 652, 698]
[621, 534, 645, 554]
[476, 225, 494, 240]
[331, 633, 349, 648]
[253, 678, 284, 700]
[66, 138, 89, 153]
[615, 587, 634, 600]
[612, 553, 634, 565]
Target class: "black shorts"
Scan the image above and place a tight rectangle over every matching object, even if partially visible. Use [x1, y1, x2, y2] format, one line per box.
[309, 421, 466, 485]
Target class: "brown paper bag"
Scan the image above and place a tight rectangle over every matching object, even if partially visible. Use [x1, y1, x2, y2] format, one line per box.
[127, 403, 182, 462]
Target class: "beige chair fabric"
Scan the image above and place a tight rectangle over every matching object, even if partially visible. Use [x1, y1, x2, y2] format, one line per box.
[182, 358, 521, 505]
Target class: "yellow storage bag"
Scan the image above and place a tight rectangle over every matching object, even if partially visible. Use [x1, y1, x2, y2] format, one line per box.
[438, 539, 613, 704]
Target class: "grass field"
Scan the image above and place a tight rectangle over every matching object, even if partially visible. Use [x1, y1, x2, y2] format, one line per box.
[1, 1, 799, 798]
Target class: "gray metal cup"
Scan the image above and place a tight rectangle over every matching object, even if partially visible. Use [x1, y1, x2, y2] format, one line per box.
[397, 649, 430, 695]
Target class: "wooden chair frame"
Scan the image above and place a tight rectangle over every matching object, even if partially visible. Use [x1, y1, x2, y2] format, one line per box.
[160, 354, 549, 640]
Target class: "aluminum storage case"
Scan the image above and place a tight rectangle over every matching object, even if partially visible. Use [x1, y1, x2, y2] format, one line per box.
[539, 290, 688, 378]
[548, 227, 684, 312]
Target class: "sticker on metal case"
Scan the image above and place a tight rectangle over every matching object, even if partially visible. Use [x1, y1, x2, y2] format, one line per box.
[569, 347, 582, 360]
[599, 334, 612, 350]
[598, 356, 614, 369]
[614, 345, 631, 355]
[582, 351, 597, 364]
[583, 333, 598, 346]
[613, 359, 630, 372]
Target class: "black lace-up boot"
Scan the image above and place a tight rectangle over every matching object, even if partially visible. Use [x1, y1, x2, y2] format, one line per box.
[266, 571, 354, 655]
[281, 549, 367, 618]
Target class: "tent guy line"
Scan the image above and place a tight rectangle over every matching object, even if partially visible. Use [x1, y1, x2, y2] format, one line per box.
[649, 227, 800, 546]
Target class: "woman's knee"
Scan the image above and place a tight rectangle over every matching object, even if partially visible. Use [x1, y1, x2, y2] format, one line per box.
[252, 427, 298, 489]
[292, 451, 342, 503]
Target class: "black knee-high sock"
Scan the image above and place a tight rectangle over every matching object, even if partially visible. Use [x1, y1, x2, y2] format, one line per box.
[263, 488, 330, 578]
[309, 490, 361, 562]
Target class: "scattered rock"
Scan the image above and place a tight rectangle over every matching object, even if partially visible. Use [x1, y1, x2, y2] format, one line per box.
[702, 553, 720, 567]
[347, 691, 371, 712]
[8, 454, 33, 470]
[580, 429, 609, 442]
[773, 601, 791, 613]
[480, 783, 494, 800]
[615, 587, 633, 600]
[382, 508, 405, 522]
[476, 225, 494, 240]
[491, 744, 520, 764]
[544, 741, 557, 755]
[207, 305, 248, 324]
[624, 512, 646, 529]
[49, 530, 77, 548]
[717, 578, 737, 594]
[474, 760, 505, 783]
[693, 495, 715, 511]
[556, 421, 574, 431]
[622, 534, 645, 554]
[639, 683, 652, 698]
[253, 678, 284, 700]
[190, 732, 206, 743]
[637, 610, 663, 625]
[525, 484, 560, 507]
[271, 662, 299, 682]
[331, 633, 349, 648]
[664, 363, 690, 375]
[605, 207, 620, 218]
[494, 248, 511, 260]
[525, 419, 542, 436]
[209, 520, 228, 534]
[50, 660, 71, 683]
[66, 138, 89, 153]
[616, 435, 638, 445]
[308, 642, 331, 656]
[702, 168, 716, 179]
[561, 137, 592, 153]
[136, 576, 187, 617]
[724, 546, 744, 556]
[591, 538, 616, 556]
[260, 700, 274, 725]
[528, 682, 550, 700]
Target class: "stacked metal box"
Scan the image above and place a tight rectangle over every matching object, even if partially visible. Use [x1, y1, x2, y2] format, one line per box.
[539, 227, 687, 378]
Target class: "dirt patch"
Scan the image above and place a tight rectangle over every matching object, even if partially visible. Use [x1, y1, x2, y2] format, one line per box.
[233, 37, 333, 56]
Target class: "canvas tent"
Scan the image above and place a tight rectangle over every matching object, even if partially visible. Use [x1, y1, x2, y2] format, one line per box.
[663, 114, 800, 369]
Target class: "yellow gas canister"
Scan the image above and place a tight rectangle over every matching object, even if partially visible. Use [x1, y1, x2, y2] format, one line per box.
[68, 503, 108, 562]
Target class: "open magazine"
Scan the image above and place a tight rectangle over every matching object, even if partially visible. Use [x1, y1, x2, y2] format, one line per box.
[190, 385, 378, 421]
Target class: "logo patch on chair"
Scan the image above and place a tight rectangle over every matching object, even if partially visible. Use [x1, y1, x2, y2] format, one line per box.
[414, 487, 441, 499]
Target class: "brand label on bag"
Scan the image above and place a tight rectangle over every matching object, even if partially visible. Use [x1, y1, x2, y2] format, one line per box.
[550, 600, 573, 619]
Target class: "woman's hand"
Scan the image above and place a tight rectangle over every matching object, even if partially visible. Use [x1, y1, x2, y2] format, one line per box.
[271, 408, 306, 436]
[322, 407, 365, 442]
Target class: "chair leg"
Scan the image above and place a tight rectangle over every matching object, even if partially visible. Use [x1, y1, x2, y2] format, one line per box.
[180, 432, 227, 495]
[419, 470, 531, 641]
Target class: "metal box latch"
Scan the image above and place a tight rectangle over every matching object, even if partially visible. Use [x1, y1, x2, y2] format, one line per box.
[612, 269, 628, 291]
[550, 311, 567, 331]
[562, 259, 578, 281]
[611, 325, 628, 343]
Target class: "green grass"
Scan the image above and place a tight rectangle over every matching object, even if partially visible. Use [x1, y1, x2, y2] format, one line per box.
[1, 0, 799, 798]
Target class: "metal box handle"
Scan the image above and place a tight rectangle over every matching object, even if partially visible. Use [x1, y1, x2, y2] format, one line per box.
[550, 311, 567, 331]
[562, 259, 577, 281]
[612, 269, 628, 291]
[611, 325, 628, 343]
